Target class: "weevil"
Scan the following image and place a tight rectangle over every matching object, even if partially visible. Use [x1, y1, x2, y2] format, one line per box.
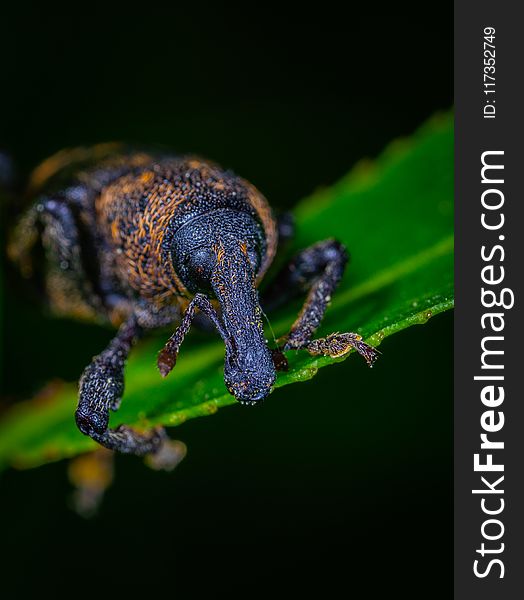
[8, 144, 379, 468]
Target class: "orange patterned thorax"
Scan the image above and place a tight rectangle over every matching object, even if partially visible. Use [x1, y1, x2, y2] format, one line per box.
[95, 157, 277, 304]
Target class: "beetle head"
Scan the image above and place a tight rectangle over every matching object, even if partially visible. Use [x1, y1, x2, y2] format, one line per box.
[171, 208, 275, 404]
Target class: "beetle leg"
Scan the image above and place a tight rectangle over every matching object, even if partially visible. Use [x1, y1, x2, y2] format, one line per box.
[262, 239, 379, 366]
[270, 348, 289, 371]
[157, 293, 228, 377]
[8, 196, 105, 319]
[75, 316, 186, 469]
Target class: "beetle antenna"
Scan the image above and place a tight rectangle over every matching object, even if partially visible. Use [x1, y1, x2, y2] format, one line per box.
[260, 305, 278, 348]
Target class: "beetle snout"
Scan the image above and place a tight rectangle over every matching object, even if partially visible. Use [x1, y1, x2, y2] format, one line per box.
[225, 369, 275, 405]
[224, 347, 276, 406]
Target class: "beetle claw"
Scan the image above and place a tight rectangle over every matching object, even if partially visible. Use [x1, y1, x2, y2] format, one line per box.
[157, 345, 177, 377]
[271, 348, 289, 372]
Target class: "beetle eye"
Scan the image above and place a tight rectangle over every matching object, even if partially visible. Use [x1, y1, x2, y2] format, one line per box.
[187, 248, 214, 290]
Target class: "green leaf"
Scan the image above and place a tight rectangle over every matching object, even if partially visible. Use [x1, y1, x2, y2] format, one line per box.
[0, 113, 454, 470]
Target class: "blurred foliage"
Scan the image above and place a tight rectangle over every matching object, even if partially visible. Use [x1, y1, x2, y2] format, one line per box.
[0, 112, 453, 470]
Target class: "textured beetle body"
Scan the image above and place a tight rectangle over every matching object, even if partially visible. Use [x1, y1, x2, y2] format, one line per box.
[11, 146, 277, 327]
[9, 145, 378, 466]
[97, 155, 277, 307]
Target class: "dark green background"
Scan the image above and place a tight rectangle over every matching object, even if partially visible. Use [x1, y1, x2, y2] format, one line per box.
[1, 4, 452, 597]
